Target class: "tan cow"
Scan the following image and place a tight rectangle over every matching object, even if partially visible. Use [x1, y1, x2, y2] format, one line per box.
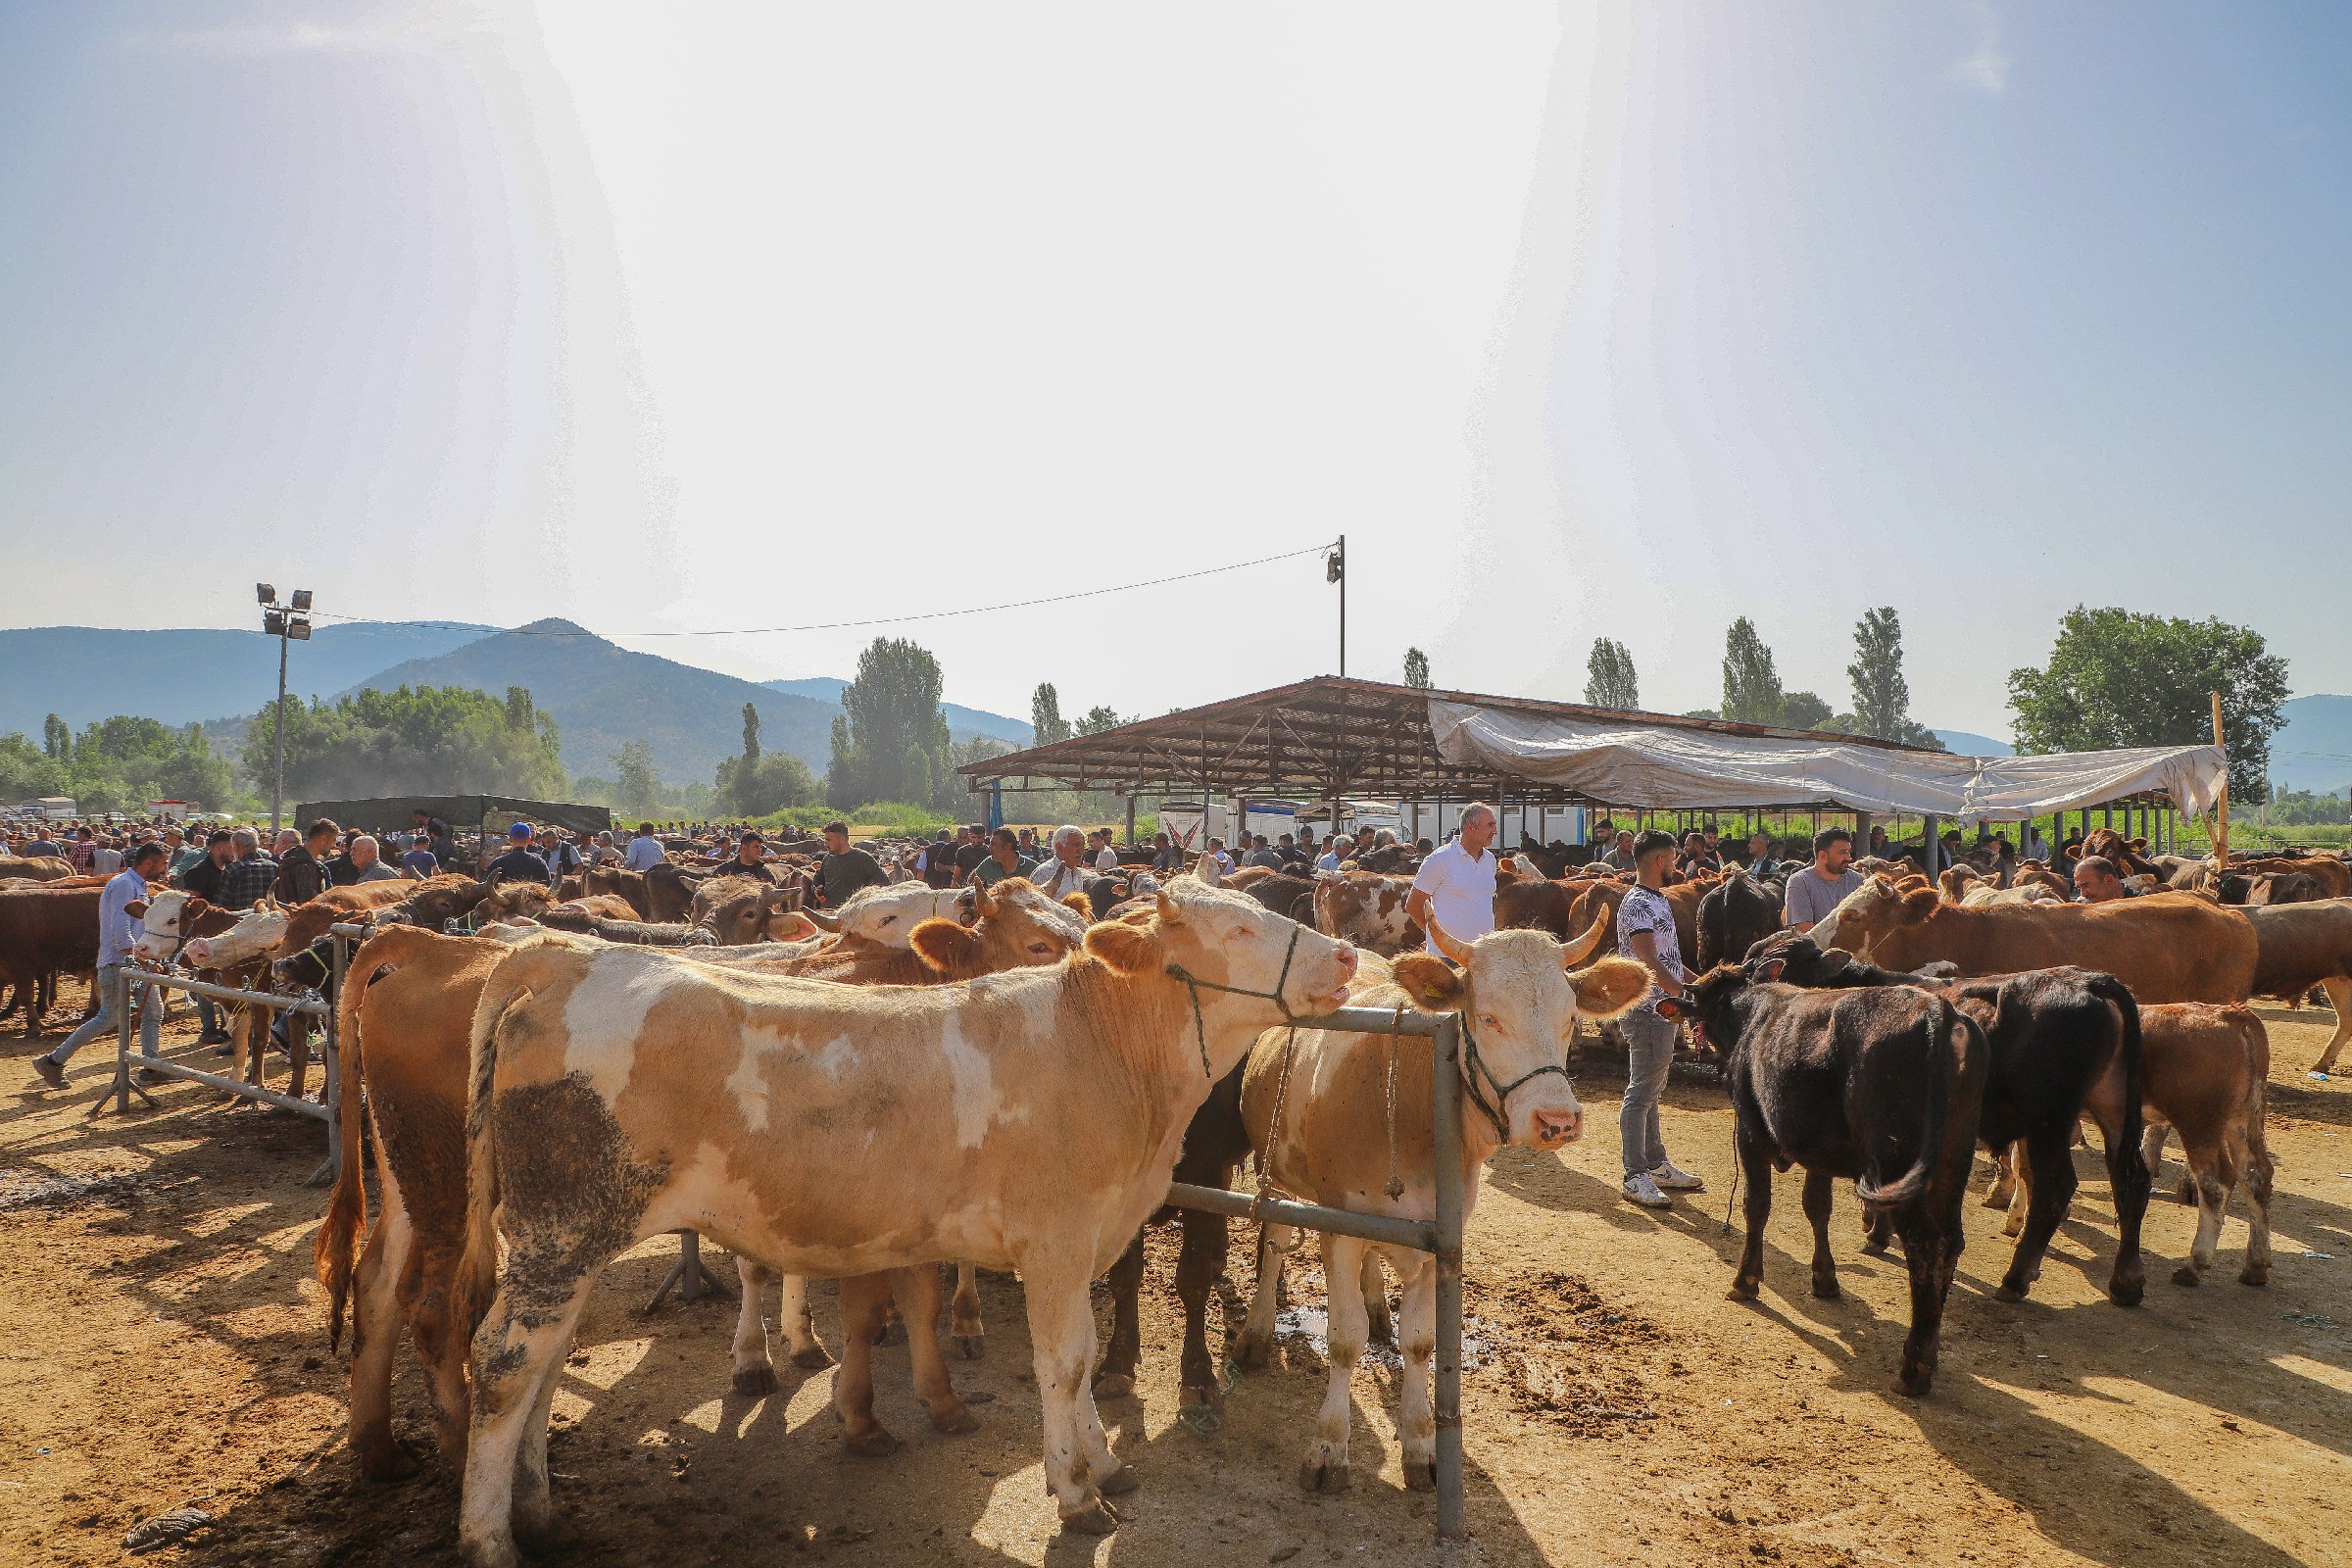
[2238, 900, 2352, 1076]
[1810, 874, 2257, 1004]
[1234, 913, 1644, 1494]
[453, 874, 1358, 1564]
[0, 855, 74, 881]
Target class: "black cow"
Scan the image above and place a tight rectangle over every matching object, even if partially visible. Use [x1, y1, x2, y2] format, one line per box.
[1239, 872, 1316, 923]
[1696, 869, 1785, 971]
[1754, 932, 2151, 1307]
[1660, 955, 1987, 1395]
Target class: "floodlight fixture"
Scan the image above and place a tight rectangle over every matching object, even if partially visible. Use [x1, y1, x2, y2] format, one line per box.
[287, 617, 312, 641]
[264, 611, 287, 637]
[257, 582, 276, 605]
[290, 589, 313, 611]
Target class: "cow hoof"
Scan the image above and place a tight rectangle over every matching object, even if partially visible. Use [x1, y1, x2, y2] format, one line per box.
[790, 1344, 834, 1370]
[1403, 1459, 1438, 1493]
[1298, 1459, 1351, 1494]
[1092, 1371, 1136, 1399]
[1898, 1366, 1935, 1398]
[1727, 1279, 1759, 1302]
[1178, 1380, 1225, 1415]
[2171, 1265, 2202, 1287]
[2175, 1180, 2198, 1205]
[1858, 1238, 1888, 1258]
[2109, 1274, 2144, 1308]
[1235, 1334, 1271, 1371]
[1810, 1276, 1841, 1300]
[1367, 1313, 1396, 1348]
[845, 1429, 902, 1458]
[952, 1334, 984, 1361]
[2239, 1264, 2270, 1288]
[732, 1364, 779, 1397]
[1060, 1497, 1121, 1535]
[928, 1405, 982, 1436]
[1993, 1282, 2028, 1303]
[357, 1445, 420, 1482]
[1097, 1462, 1141, 1496]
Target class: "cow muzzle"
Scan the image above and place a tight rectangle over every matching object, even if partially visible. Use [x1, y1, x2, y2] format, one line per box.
[1530, 1105, 1584, 1147]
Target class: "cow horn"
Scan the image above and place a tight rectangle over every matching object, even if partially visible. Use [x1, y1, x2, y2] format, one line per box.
[1558, 910, 1607, 966]
[803, 908, 840, 932]
[1423, 909, 1475, 967]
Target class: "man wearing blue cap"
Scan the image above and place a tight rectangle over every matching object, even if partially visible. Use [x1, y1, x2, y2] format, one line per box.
[485, 821, 551, 887]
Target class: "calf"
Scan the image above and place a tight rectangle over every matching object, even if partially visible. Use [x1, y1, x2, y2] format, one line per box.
[1696, 869, 1784, 970]
[1660, 955, 1987, 1395]
[1235, 915, 1643, 1491]
[2086, 1004, 2272, 1287]
[1758, 932, 2150, 1303]
[1312, 870, 1421, 956]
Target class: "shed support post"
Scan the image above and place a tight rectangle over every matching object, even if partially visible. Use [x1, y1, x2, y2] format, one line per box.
[1432, 1011, 1465, 1540]
[1922, 813, 1939, 877]
[1853, 811, 1873, 861]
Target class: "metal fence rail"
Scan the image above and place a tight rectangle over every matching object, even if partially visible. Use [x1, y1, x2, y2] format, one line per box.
[1164, 1004, 1468, 1543]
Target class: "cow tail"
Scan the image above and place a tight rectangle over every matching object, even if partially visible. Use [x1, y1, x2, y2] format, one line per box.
[456, 945, 547, 1342]
[2090, 973, 2148, 1200]
[1858, 1004, 1955, 1215]
[314, 931, 383, 1349]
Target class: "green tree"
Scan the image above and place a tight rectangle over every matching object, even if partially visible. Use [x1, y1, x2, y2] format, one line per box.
[1584, 639, 1640, 710]
[1031, 683, 1070, 747]
[1402, 647, 1431, 689]
[1780, 690, 1834, 731]
[1074, 705, 1125, 737]
[42, 713, 69, 761]
[612, 740, 662, 817]
[238, 684, 566, 801]
[827, 638, 956, 809]
[2008, 606, 2289, 801]
[741, 703, 761, 765]
[1847, 607, 1916, 743]
[1721, 618, 1786, 726]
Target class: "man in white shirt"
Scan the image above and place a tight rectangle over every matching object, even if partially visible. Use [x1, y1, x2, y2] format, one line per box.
[1091, 828, 1121, 874]
[1404, 802, 1499, 957]
[1034, 825, 1095, 903]
[622, 821, 668, 873]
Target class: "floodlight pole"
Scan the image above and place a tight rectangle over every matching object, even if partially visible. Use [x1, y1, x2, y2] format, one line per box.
[271, 634, 288, 833]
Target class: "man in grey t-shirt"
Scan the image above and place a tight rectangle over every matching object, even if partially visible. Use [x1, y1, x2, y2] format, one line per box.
[1784, 826, 1863, 932]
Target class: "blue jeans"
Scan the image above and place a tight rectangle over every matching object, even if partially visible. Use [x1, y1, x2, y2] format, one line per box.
[49, 963, 161, 1066]
[1618, 1007, 1676, 1178]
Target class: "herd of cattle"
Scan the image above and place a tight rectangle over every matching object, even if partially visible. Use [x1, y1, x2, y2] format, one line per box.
[4, 821, 2345, 1565]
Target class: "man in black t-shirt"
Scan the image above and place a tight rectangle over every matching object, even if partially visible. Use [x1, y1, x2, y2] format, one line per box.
[954, 823, 990, 885]
[816, 821, 888, 907]
[485, 822, 552, 887]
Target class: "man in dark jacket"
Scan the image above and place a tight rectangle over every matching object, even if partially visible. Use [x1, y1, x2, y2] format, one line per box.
[274, 818, 339, 904]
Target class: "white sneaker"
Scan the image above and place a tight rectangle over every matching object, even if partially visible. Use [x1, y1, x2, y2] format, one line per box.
[1650, 1160, 1705, 1192]
[1621, 1171, 1673, 1208]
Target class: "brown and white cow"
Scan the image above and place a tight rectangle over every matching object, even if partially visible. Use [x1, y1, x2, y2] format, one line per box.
[453, 874, 1357, 1565]
[1235, 913, 1644, 1493]
[1313, 869, 1421, 956]
[1809, 873, 2257, 1004]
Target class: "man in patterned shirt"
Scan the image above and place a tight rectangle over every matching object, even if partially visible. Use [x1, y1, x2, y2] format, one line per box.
[1614, 829, 1706, 1209]
[218, 828, 280, 910]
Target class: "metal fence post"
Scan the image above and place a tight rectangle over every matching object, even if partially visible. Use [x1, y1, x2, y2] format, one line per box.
[113, 965, 132, 1115]
[308, 934, 348, 1188]
[1430, 1011, 1465, 1541]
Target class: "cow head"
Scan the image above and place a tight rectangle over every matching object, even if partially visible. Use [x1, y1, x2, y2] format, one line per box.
[480, 881, 555, 924]
[1804, 872, 1936, 957]
[1084, 872, 1358, 1062]
[400, 874, 488, 930]
[698, 881, 822, 947]
[822, 883, 967, 947]
[133, 889, 208, 963]
[904, 877, 1092, 979]
[183, 902, 290, 971]
[1390, 913, 1645, 1148]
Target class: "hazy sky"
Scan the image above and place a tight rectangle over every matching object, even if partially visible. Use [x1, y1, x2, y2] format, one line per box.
[3, 2, 2345, 733]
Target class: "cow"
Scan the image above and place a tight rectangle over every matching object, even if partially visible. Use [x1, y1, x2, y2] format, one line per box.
[1234, 914, 1644, 1492]
[1238, 871, 1316, 923]
[451, 874, 1359, 1564]
[1696, 870, 1785, 971]
[546, 893, 641, 922]
[532, 910, 719, 946]
[1561, 874, 1711, 973]
[381, 874, 490, 931]
[2238, 901, 2352, 1076]
[2105, 1004, 2274, 1286]
[1957, 880, 2064, 908]
[476, 881, 554, 925]
[581, 865, 654, 919]
[2075, 828, 2167, 882]
[1809, 873, 2257, 1004]
[0, 884, 102, 1034]
[2007, 859, 2077, 901]
[1753, 932, 2150, 1305]
[803, 881, 966, 944]
[316, 878, 1096, 1486]
[128, 889, 286, 1087]
[0, 855, 74, 882]
[2224, 853, 2352, 900]
[2243, 872, 2327, 906]
[1313, 870, 1422, 956]
[1658, 954, 1988, 1396]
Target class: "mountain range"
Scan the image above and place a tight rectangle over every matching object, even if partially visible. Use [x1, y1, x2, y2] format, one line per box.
[6, 621, 2346, 794]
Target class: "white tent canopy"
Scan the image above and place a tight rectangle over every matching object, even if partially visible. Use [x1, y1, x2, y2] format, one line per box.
[1428, 698, 2227, 824]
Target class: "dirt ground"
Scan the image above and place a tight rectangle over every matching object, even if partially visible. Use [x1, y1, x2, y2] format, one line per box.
[2, 978, 2346, 1568]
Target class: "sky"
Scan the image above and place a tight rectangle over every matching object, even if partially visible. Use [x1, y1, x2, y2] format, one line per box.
[1, 1, 2346, 734]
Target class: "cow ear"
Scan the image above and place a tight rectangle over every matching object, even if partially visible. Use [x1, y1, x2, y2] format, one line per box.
[124, 899, 149, 920]
[1899, 884, 1939, 919]
[1085, 915, 1163, 975]
[1062, 892, 1094, 919]
[2130, 837, 2148, 852]
[2063, 844, 2082, 860]
[909, 917, 982, 974]
[1654, 995, 1689, 1021]
[772, 911, 818, 942]
[1751, 956, 1786, 984]
[182, 898, 209, 925]
[1569, 956, 1649, 1018]
[1391, 954, 1464, 1009]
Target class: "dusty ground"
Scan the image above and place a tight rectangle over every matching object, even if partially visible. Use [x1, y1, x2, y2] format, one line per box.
[2, 978, 2346, 1568]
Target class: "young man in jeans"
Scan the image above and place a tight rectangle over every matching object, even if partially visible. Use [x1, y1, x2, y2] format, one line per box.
[1614, 829, 1706, 1208]
[33, 840, 170, 1088]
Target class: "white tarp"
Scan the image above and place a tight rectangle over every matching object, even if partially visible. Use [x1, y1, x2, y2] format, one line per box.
[1427, 699, 2229, 823]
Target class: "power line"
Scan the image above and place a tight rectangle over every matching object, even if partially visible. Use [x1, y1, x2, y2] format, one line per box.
[302, 540, 1340, 641]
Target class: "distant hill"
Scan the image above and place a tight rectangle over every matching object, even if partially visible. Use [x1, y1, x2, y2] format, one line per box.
[1933, 728, 2014, 757]
[2271, 695, 2352, 796]
[0, 622, 477, 738]
[344, 620, 842, 779]
[760, 678, 1031, 748]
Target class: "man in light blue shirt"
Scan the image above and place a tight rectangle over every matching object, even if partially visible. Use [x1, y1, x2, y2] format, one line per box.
[622, 821, 669, 873]
[34, 840, 168, 1087]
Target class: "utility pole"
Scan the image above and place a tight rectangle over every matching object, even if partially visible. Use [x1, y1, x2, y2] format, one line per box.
[1326, 535, 1346, 676]
[257, 583, 314, 833]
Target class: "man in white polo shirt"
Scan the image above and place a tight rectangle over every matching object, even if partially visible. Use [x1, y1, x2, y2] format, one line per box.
[1405, 803, 1498, 956]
